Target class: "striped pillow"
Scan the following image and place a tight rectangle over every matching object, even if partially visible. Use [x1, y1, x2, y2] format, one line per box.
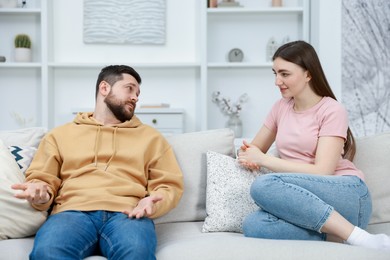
[8, 146, 37, 175]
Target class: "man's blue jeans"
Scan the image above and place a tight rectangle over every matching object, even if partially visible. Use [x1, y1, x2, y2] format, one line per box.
[30, 210, 157, 260]
[243, 174, 372, 241]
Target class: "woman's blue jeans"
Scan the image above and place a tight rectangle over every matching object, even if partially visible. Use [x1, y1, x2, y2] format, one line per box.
[243, 173, 372, 241]
[30, 210, 157, 260]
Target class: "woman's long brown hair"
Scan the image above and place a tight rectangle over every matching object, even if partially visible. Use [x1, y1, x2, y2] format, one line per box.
[272, 41, 356, 161]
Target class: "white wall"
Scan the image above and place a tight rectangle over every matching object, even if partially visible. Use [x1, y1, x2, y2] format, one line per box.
[51, 0, 198, 63]
[49, 0, 200, 132]
[49, 0, 343, 136]
[310, 0, 342, 100]
[1, 0, 344, 133]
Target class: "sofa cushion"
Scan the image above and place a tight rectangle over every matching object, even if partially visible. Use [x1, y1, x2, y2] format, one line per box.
[0, 139, 47, 240]
[202, 151, 266, 233]
[155, 129, 235, 224]
[0, 127, 46, 148]
[353, 131, 390, 224]
[155, 222, 390, 260]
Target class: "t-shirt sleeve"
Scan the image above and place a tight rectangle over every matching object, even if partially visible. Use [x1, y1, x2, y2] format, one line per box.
[319, 101, 349, 140]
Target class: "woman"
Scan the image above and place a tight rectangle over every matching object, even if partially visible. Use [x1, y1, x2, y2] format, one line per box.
[238, 41, 390, 250]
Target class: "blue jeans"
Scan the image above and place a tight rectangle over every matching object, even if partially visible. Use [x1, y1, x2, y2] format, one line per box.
[30, 210, 157, 260]
[243, 174, 372, 241]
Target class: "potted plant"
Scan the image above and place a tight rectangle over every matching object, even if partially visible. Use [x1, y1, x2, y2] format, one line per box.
[14, 34, 32, 62]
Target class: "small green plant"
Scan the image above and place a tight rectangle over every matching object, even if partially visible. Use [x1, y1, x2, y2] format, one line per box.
[14, 34, 31, 49]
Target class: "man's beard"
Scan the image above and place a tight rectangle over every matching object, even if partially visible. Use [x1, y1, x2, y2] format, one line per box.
[104, 92, 135, 122]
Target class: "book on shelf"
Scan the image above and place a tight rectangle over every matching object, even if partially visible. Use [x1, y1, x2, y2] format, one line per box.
[140, 103, 170, 108]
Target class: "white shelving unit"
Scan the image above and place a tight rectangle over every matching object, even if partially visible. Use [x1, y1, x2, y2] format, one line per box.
[1, 0, 310, 138]
[0, 0, 45, 129]
[0, 0, 200, 131]
[200, 0, 310, 137]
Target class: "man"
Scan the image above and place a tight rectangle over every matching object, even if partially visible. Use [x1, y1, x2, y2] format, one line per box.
[12, 65, 184, 260]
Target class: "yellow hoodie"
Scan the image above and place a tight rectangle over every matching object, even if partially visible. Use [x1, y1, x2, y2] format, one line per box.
[25, 112, 183, 218]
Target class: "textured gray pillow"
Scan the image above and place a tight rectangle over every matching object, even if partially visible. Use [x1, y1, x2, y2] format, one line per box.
[155, 128, 235, 224]
[202, 151, 272, 233]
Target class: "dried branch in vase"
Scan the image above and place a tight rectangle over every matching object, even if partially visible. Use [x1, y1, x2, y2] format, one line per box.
[211, 91, 248, 118]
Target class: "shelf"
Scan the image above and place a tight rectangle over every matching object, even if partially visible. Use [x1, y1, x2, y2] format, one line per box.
[71, 108, 185, 114]
[208, 62, 272, 68]
[136, 108, 185, 114]
[48, 62, 200, 69]
[204, 0, 310, 137]
[0, 0, 310, 136]
[0, 8, 41, 14]
[207, 7, 303, 14]
[0, 62, 41, 68]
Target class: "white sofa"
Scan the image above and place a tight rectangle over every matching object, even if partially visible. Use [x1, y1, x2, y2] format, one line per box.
[0, 127, 389, 260]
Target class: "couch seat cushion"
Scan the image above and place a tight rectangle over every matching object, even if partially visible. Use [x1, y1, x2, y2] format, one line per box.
[155, 222, 390, 260]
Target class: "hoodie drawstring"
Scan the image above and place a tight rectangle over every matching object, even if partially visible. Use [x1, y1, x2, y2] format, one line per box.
[104, 127, 118, 171]
[94, 126, 118, 171]
[94, 126, 101, 167]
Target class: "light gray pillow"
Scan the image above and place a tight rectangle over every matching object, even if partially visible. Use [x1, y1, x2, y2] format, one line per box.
[0, 139, 47, 240]
[0, 127, 46, 148]
[155, 128, 235, 224]
[353, 131, 390, 224]
[202, 151, 272, 233]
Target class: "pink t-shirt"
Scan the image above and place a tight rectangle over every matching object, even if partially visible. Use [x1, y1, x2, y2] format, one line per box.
[264, 97, 364, 180]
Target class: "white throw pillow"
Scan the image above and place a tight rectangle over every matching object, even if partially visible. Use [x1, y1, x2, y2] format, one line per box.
[202, 151, 272, 233]
[0, 127, 46, 148]
[0, 139, 47, 240]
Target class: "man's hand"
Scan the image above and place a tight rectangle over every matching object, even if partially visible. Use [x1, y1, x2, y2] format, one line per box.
[11, 182, 50, 204]
[123, 194, 163, 219]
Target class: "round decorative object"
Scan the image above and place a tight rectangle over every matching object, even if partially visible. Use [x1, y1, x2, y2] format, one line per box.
[228, 48, 244, 62]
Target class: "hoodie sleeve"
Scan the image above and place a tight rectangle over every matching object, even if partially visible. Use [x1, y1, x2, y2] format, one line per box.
[146, 146, 183, 219]
[25, 134, 62, 211]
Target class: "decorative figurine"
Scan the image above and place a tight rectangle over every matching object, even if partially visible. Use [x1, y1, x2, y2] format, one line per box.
[266, 37, 278, 62]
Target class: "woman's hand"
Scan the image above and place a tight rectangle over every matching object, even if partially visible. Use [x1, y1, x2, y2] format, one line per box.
[237, 140, 265, 170]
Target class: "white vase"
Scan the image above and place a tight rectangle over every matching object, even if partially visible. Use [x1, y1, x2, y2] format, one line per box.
[14, 48, 32, 62]
[226, 115, 243, 138]
[0, 0, 18, 8]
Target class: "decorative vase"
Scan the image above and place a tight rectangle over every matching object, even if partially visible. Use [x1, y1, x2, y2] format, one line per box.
[226, 115, 243, 138]
[272, 0, 283, 7]
[209, 0, 217, 8]
[14, 48, 32, 62]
